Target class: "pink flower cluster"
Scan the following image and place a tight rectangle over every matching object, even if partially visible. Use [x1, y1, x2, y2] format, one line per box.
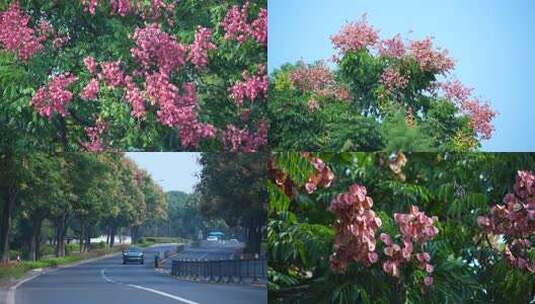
[329, 184, 382, 272]
[441, 80, 473, 104]
[229, 65, 268, 106]
[461, 99, 496, 140]
[378, 34, 406, 58]
[251, 8, 267, 46]
[145, 73, 215, 147]
[84, 56, 97, 74]
[110, 0, 132, 16]
[380, 67, 409, 95]
[80, 23, 217, 148]
[131, 23, 186, 76]
[221, 2, 267, 46]
[188, 27, 216, 68]
[31, 73, 78, 119]
[409, 37, 455, 74]
[289, 62, 335, 94]
[331, 15, 379, 55]
[394, 205, 439, 244]
[80, 78, 100, 101]
[440, 79, 496, 139]
[124, 76, 146, 118]
[0, 3, 46, 61]
[98, 60, 125, 88]
[81, 118, 107, 152]
[380, 206, 438, 285]
[145, 73, 185, 125]
[478, 170, 535, 273]
[288, 62, 351, 102]
[302, 155, 335, 194]
[81, 0, 175, 18]
[222, 121, 267, 152]
[81, 0, 99, 15]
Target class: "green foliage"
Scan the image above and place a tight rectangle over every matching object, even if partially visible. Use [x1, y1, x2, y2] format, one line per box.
[268, 152, 535, 303]
[380, 110, 433, 152]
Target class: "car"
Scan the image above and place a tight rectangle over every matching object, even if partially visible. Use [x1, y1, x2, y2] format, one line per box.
[122, 247, 144, 264]
[206, 236, 219, 241]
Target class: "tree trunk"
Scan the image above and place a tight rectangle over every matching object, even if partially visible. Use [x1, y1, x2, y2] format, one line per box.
[109, 225, 116, 248]
[29, 217, 43, 261]
[85, 234, 90, 252]
[1, 189, 15, 263]
[79, 220, 85, 254]
[131, 225, 140, 244]
[55, 214, 66, 257]
[35, 219, 42, 260]
[106, 226, 110, 248]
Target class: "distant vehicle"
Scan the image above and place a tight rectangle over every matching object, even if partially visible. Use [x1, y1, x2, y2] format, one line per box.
[206, 236, 219, 241]
[207, 231, 224, 240]
[122, 247, 144, 264]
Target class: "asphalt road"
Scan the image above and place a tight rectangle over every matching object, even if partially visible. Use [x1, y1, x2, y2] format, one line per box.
[14, 244, 266, 304]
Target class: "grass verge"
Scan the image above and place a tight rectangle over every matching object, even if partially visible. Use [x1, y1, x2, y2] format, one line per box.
[0, 246, 127, 286]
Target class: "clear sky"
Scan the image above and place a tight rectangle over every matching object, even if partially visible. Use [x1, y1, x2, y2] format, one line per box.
[125, 153, 201, 193]
[268, 0, 535, 151]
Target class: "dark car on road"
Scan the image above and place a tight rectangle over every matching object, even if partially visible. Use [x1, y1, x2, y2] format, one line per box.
[122, 247, 144, 264]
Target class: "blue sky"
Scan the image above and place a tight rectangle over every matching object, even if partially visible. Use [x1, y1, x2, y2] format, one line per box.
[268, 0, 535, 151]
[125, 153, 200, 193]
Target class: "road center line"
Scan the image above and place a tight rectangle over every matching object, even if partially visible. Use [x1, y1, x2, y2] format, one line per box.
[126, 284, 201, 304]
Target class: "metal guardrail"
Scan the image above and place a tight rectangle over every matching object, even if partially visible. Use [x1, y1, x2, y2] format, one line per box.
[171, 257, 267, 284]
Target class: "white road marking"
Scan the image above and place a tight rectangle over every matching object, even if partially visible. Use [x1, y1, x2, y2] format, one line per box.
[101, 268, 201, 304]
[100, 269, 116, 283]
[126, 284, 201, 304]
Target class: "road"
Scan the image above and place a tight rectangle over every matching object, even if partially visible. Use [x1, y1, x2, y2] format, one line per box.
[14, 244, 266, 304]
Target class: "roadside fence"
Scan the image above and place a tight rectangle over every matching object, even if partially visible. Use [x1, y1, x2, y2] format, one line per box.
[170, 256, 266, 284]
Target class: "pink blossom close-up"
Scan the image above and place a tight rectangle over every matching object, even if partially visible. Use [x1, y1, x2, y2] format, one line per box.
[131, 23, 186, 76]
[377, 34, 406, 58]
[329, 184, 382, 272]
[221, 2, 267, 46]
[409, 37, 455, 74]
[380, 67, 409, 94]
[80, 78, 100, 101]
[0, 2, 46, 61]
[478, 170, 535, 273]
[188, 27, 216, 68]
[80, 118, 107, 152]
[84, 56, 98, 74]
[30, 73, 78, 119]
[331, 15, 379, 55]
[229, 66, 268, 106]
[98, 60, 125, 88]
[222, 121, 268, 152]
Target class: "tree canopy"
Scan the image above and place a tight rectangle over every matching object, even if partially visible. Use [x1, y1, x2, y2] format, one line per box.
[268, 16, 496, 152]
[0, 152, 166, 261]
[0, 0, 267, 152]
